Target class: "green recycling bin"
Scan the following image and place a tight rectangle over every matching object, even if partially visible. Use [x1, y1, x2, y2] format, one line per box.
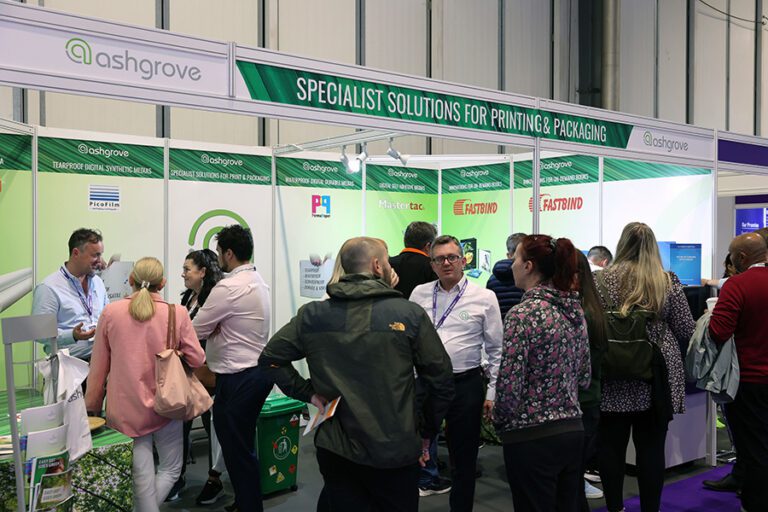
[256, 395, 305, 495]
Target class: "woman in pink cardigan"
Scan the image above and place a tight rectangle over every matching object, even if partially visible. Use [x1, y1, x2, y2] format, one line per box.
[85, 257, 205, 512]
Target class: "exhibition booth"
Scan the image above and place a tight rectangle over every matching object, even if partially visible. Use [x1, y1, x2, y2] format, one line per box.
[0, 0, 753, 509]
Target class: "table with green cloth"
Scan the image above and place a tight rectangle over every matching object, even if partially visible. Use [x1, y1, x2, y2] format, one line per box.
[0, 389, 133, 511]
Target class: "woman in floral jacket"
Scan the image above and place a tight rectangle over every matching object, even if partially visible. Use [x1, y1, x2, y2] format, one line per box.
[494, 234, 591, 512]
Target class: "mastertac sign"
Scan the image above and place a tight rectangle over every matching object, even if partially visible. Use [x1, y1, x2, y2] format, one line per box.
[452, 199, 498, 215]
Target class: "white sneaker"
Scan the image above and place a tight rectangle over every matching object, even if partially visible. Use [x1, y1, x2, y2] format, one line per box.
[584, 470, 601, 483]
[584, 480, 604, 499]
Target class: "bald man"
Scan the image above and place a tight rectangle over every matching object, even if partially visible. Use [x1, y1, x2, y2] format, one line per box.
[260, 237, 454, 512]
[709, 232, 768, 511]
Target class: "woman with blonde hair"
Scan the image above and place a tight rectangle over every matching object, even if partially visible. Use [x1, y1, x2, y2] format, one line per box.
[85, 257, 205, 512]
[595, 223, 694, 512]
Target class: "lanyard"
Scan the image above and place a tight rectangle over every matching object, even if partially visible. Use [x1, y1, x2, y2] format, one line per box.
[60, 266, 93, 318]
[432, 279, 468, 330]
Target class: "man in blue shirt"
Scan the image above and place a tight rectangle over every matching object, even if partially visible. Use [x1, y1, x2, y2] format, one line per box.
[32, 228, 109, 361]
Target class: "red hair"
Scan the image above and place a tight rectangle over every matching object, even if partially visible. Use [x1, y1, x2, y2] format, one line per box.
[519, 235, 578, 291]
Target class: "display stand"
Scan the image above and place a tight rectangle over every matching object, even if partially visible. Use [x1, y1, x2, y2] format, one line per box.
[1, 313, 57, 512]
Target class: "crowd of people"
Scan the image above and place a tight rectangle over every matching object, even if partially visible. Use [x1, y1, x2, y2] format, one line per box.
[31, 221, 768, 512]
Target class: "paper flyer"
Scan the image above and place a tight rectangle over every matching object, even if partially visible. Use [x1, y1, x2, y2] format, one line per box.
[25, 425, 68, 461]
[20, 402, 65, 436]
[303, 396, 341, 436]
[299, 259, 335, 299]
[33, 469, 72, 511]
[26, 450, 70, 512]
[99, 260, 134, 302]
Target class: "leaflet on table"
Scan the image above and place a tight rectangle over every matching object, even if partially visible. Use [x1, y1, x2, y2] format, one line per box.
[26, 450, 70, 512]
[25, 424, 68, 461]
[303, 396, 341, 436]
[32, 469, 73, 512]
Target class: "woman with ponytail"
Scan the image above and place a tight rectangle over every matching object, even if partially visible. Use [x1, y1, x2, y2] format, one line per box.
[493, 235, 591, 511]
[85, 257, 205, 512]
[595, 222, 694, 512]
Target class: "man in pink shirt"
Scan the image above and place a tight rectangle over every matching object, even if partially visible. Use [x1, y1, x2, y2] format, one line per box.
[193, 225, 272, 512]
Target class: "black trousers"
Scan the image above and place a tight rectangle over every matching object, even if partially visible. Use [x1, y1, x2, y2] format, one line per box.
[724, 382, 768, 512]
[578, 406, 600, 512]
[213, 366, 273, 512]
[444, 368, 485, 512]
[598, 410, 668, 512]
[503, 431, 583, 512]
[316, 447, 419, 512]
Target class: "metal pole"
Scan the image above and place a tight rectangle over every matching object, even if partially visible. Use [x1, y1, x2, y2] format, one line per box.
[5, 342, 26, 512]
[602, 0, 620, 111]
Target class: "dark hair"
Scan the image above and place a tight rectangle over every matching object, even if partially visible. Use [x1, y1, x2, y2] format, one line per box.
[430, 235, 463, 257]
[506, 233, 527, 254]
[518, 234, 578, 291]
[576, 251, 608, 353]
[68, 228, 102, 255]
[215, 224, 253, 262]
[722, 253, 734, 279]
[403, 222, 437, 250]
[181, 249, 224, 308]
[587, 245, 613, 265]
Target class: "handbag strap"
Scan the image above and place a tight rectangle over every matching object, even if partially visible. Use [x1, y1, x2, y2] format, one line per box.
[166, 303, 178, 351]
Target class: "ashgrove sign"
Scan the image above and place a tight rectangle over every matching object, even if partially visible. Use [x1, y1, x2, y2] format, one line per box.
[237, 61, 634, 149]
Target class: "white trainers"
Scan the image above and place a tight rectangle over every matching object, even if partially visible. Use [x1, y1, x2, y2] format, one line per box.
[585, 480, 604, 499]
[584, 470, 601, 483]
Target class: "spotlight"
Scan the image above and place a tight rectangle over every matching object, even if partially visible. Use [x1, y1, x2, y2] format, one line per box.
[340, 145, 351, 171]
[386, 138, 409, 166]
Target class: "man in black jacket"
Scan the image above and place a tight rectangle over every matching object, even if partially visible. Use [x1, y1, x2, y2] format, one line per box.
[486, 233, 526, 320]
[260, 237, 455, 512]
[390, 221, 438, 299]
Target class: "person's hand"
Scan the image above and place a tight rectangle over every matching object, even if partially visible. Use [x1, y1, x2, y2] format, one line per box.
[73, 322, 96, 341]
[418, 438, 431, 467]
[389, 268, 400, 288]
[310, 394, 328, 415]
[483, 400, 494, 421]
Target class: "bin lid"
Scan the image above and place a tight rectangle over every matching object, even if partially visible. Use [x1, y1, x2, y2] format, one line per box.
[261, 395, 305, 417]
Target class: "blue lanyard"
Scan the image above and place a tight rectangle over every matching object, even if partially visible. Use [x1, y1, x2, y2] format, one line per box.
[432, 279, 468, 330]
[60, 267, 93, 318]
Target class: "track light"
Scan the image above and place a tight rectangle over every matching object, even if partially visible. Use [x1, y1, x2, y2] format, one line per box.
[340, 145, 351, 170]
[386, 138, 409, 166]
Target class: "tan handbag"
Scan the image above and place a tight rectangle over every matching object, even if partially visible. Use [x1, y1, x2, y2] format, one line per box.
[154, 303, 213, 421]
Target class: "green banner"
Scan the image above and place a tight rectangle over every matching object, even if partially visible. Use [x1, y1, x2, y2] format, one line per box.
[603, 159, 710, 182]
[0, 134, 32, 171]
[514, 155, 599, 189]
[169, 148, 271, 185]
[441, 163, 510, 194]
[38, 138, 164, 179]
[237, 61, 633, 148]
[276, 158, 362, 190]
[365, 165, 437, 194]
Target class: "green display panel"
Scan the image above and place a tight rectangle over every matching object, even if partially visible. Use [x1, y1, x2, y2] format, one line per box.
[167, 148, 273, 300]
[365, 164, 438, 254]
[0, 133, 34, 390]
[440, 163, 511, 286]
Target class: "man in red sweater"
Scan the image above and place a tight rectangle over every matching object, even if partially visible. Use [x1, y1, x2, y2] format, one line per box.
[709, 232, 768, 512]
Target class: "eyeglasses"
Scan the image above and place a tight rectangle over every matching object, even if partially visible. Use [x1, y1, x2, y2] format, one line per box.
[431, 254, 462, 264]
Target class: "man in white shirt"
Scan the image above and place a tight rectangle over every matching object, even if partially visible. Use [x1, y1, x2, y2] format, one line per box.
[410, 235, 503, 512]
[193, 225, 272, 512]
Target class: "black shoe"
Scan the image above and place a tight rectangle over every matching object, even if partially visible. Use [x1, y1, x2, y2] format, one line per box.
[419, 477, 452, 497]
[165, 476, 185, 502]
[196, 478, 225, 505]
[223, 503, 238, 512]
[703, 473, 741, 492]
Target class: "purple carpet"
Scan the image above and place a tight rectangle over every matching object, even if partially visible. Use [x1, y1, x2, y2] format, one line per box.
[593, 464, 741, 512]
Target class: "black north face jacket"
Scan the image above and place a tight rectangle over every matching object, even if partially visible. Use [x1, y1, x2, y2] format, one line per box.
[259, 273, 454, 468]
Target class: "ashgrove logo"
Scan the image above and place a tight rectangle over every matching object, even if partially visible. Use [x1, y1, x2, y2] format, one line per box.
[88, 184, 120, 211]
[77, 143, 129, 158]
[302, 161, 337, 174]
[459, 169, 490, 179]
[540, 160, 573, 171]
[643, 130, 689, 153]
[311, 194, 331, 218]
[188, 209, 251, 253]
[387, 168, 418, 179]
[201, 153, 243, 167]
[378, 199, 424, 211]
[453, 199, 498, 216]
[64, 37, 202, 82]
[528, 194, 584, 212]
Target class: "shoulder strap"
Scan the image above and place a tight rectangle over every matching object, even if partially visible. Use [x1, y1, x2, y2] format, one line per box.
[166, 303, 178, 350]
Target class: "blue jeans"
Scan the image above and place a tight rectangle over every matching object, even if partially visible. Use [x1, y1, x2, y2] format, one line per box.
[213, 366, 273, 511]
[418, 437, 440, 487]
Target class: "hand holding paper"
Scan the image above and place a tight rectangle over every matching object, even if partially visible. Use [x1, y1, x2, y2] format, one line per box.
[304, 396, 340, 436]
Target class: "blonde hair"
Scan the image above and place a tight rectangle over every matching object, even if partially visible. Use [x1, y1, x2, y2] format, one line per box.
[609, 222, 670, 316]
[129, 257, 164, 322]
